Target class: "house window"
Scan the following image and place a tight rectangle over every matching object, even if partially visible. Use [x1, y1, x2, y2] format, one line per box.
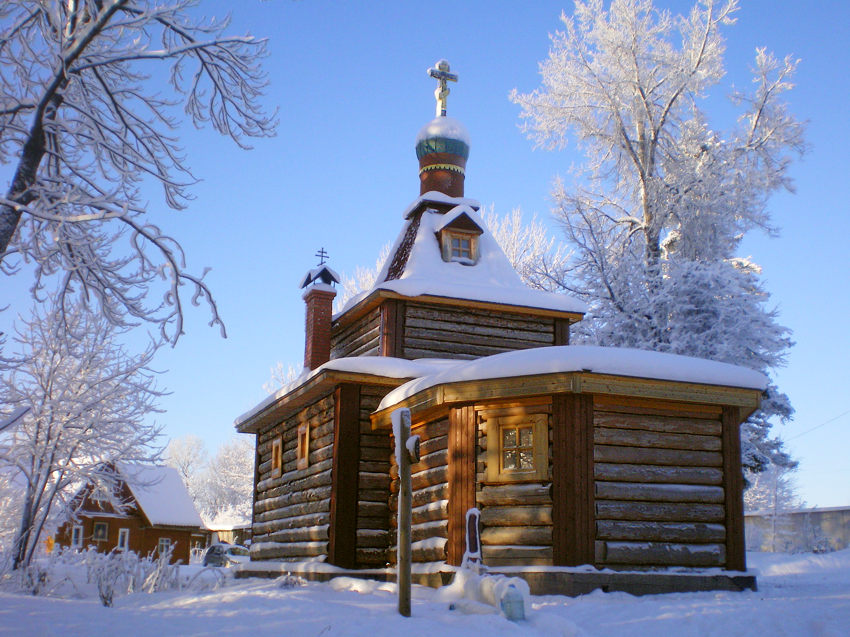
[158, 538, 171, 555]
[271, 437, 282, 477]
[93, 522, 108, 541]
[451, 236, 472, 259]
[117, 528, 129, 551]
[485, 414, 548, 482]
[441, 231, 478, 264]
[297, 423, 310, 470]
[71, 525, 83, 548]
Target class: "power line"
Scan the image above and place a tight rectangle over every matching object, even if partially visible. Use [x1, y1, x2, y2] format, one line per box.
[786, 409, 850, 441]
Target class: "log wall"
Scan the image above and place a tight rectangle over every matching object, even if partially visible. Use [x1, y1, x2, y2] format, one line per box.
[331, 306, 381, 359]
[592, 399, 728, 568]
[356, 386, 393, 567]
[252, 392, 335, 561]
[403, 303, 557, 360]
[476, 402, 554, 567]
[389, 418, 451, 566]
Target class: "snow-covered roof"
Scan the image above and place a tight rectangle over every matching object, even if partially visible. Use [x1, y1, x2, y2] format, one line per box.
[235, 356, 458, 428]
[202, 507, 252, 531]
[433, 204, 484, 233]
[339, 201, 587, 317]
[378, 345, 768, 411]
[400, 192, 480, 220]
[116, 463, 203, 528]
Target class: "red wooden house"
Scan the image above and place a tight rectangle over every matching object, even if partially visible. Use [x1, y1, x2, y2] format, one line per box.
[55, 463, 206, 565]
[235, 63, 764, 594]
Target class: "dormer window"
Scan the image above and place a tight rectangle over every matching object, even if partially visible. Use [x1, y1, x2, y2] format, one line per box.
[445, 231, 477, 263]
[435, 206, 484, 265]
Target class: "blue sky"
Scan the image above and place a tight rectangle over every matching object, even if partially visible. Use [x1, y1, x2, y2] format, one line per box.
[2, 1, 849, 507]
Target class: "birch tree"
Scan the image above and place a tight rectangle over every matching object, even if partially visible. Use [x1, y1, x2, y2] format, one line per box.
[0, 298, 162, 570]
[512, 0, 805, 471]
[0, 1, 275, 344]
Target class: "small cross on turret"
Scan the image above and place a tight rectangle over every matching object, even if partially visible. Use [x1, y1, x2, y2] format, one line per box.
[428, 59, 458, 117]
[315, 247, 329, 266]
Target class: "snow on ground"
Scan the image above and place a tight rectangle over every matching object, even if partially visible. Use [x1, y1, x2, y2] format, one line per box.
[3, 551, 850, 636]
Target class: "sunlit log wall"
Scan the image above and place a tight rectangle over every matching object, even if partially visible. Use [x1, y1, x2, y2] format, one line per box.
[252, 392, 336, 561]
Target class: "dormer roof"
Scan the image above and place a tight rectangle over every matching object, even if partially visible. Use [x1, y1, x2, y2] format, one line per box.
[433, 204, 484, 235]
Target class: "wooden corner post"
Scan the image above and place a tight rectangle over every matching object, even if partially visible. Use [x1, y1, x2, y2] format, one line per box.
[552, 393, 595, 566]
[328, 384, 361, 569]
[447, 405, 476, 566]
[722, 406, 746, 571]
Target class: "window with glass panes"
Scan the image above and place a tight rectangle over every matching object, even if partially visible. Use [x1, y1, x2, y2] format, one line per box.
[451, 236, 472, 260]
[485, 413, 548, 482]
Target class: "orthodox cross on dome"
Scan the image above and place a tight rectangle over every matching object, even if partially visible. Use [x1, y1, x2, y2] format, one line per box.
[314, 247, 329, 266]
[428, 59, 457, 117]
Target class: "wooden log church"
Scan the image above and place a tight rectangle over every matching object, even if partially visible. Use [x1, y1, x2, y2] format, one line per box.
[235, 61, 765, 593]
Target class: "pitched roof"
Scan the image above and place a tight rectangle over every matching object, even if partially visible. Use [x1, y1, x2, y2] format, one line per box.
[339, 194, 587, 317]
[116, 463, 204, 528]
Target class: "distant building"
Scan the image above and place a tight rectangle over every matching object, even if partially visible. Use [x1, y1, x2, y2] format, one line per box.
[55, 463, 206, 564]
[203, 508, 252, 547]
[746, 506, 850, 553]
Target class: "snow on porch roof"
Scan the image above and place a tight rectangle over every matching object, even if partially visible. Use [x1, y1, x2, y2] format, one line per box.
[338, 196, 587, 318]
[378, 345, 768, 411]
[116, 463, 203, 528]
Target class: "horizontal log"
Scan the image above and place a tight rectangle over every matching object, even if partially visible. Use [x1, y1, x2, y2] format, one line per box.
[477, 483, 552, 507]
[332, 307, 380, 343]
[255, 498, 330, 525]
[346, 339, 381, 358]
[596, 520, 726, 543]
[595, 481, 725, 504]
[267, 525, 329, 544]
[419, 434, 449, 456]
[404, 347, 476, 361]
[593, 396, 723, 419]
[360, 472, 390, 490]
[406, 324, 552, 349]
[594, 427, 721, 451]
[361, 446, 391, 462]
[253, 512, 329, 535]
[357, 516, 389, 531]
[596, 541, 726, 567]
[594, 463, 723, 486]
[387, 543, 447, 565]
[481, 526, 552, 546]
[334, 324, 381, 358]
[356, 530, 389, 548]
[359, 460, 390, 474]
[481, 545, 553, 562]
[256, 462, 333, 493]
[596, 500, 725, 523]
[594, 413, 722, 436]
[359, 489, 390, 503]
[594, 445, 723, 468]
[254, 485, 332, 514]
[412, 483, 448, 508]
[356, 547, 388, 566]
[412, 499, 448, 525]
[358, 502, 387, 519]
[412, 519, 448, 543]
[480, 505, 552, 527]
[404, 336, 534, 358]
[406, 304, 554, 333]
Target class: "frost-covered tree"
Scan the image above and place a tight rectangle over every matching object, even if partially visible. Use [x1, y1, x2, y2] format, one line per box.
[481, 207, 569, 292]
[0, 1, 275, 344]
[0, 298, 162, 570]
[163, 434, 207, 504]
[197, 436, 253, 520]
[512, 0, 805, 471]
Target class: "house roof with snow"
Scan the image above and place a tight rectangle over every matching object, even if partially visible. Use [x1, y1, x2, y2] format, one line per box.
[336, 192, 587, 324]
[371, 345, 767, 427]
[115, 463, 204, 529]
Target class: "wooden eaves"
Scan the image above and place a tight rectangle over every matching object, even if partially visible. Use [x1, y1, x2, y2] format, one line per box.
[235, 368, 411, 434]
[370, 371, 763, 429]
[334, 288, 585, 332]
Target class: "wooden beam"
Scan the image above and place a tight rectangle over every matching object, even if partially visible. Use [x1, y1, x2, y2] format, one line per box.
[380, 299, 405, 358]
[447, 405, 476, 566]
[371, 372, 761, 429]
[328, 384, 361, 569]
[554, 318, 570, 346]
[721, 406, 746, 571]
[552, 394, 595, 566]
